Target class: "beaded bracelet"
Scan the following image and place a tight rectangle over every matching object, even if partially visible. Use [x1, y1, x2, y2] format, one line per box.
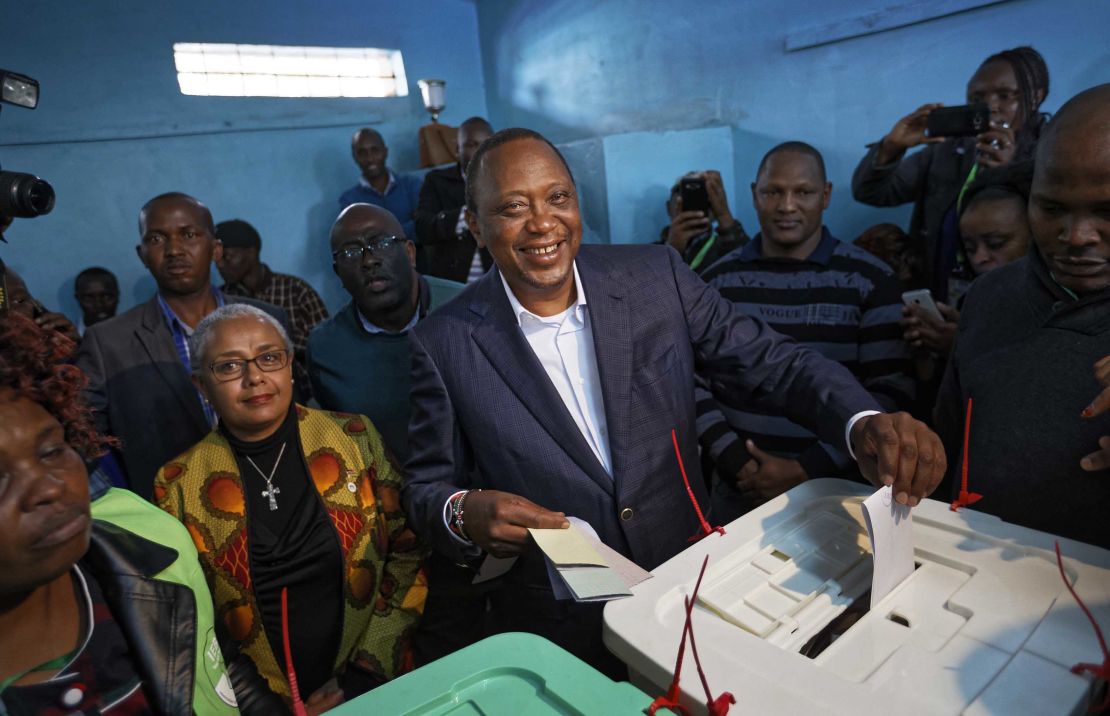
[451, 488, 480, 541]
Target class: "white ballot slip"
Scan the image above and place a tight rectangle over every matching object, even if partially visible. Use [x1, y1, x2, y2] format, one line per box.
[528, 523, 608, 567]
[530, 518, 648, 602]
[861, 485, 914, 607]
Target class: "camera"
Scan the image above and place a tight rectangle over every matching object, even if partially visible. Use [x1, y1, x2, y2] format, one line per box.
[0, 69, 54, 219]
[0, 167, 55, 218]
[1, 68, 53, 316]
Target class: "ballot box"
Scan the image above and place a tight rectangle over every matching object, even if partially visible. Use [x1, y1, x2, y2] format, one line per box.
[328, 631, 655, 715]
[603, 478, 1110, 716]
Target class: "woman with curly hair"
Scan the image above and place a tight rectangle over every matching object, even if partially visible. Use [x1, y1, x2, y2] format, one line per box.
[0, 312, 281, 715]
[153, 304, 426, 714]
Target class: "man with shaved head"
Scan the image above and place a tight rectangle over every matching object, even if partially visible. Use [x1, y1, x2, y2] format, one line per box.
[307, 203, 462, 461]
[339, 128, 423, 242]
[935, 83, 1110, 548]
[75, 192, 288, 500]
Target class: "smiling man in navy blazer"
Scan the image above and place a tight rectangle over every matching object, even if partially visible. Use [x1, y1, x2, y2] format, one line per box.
[402, 128, 947, 673]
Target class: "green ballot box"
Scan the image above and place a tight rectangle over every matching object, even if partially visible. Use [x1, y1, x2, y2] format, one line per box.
[328, 632, 657, 715]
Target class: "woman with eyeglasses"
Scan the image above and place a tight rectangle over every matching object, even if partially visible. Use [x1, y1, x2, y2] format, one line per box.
[153, 303, 426, 715]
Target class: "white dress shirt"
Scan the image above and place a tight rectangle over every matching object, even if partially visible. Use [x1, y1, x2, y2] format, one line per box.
[498, 262, 613, 475]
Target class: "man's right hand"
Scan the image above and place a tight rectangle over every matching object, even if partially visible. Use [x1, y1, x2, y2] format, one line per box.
[666, 209, 712, 254]
[877, 103, 946, 165]
[462, 490, 569, 558]
[901, 302, 959, 355]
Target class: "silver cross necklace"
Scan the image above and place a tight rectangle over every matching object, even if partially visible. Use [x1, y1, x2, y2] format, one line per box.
[245, 442, 287, 511]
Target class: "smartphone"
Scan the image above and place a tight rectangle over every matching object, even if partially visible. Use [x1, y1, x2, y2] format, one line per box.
[679, 177, 710, 215]
[902, 289, 943, 322]
[926, 103, 990, 138]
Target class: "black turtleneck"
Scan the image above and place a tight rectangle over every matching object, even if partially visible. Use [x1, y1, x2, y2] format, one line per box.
[220, 407, 343, 698]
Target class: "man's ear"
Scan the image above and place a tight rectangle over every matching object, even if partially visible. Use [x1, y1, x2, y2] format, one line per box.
[211, 239, 224, 264]
[822, 182, 833, 210]
[750, 182, 759, 208]
[136, 244, 149, 268]
[404, 239, 417, 267]
[465, 209, 484, 247]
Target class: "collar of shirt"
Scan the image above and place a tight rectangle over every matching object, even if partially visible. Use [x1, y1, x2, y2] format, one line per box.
[498, 261, 588, 329]
[738, 226, 837, 266]
[155, 289, 226, 338]
[356, 275, 430, 335]
[359, 170, 397, 197]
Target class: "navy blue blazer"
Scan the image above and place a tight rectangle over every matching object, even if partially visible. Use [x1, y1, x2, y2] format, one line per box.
[403, 244, 880, 571]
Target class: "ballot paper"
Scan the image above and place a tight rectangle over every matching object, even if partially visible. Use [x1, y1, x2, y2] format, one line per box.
[861, 485, 914, 608]
[529, 518, 651, 602]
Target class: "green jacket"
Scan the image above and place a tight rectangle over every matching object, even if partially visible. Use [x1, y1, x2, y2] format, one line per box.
[89, 488, 283, 715]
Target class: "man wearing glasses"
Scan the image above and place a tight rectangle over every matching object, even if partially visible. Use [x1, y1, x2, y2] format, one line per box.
[75, 192, 289, 501]
[307, 203, 463, 461]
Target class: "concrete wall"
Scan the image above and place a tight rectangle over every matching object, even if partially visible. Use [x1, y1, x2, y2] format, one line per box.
[476, 0, 1110, 245]
[1, 0, 487, 316]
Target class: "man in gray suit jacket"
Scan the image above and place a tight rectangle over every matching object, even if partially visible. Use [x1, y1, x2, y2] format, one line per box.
[403, 129, 947, 673]
[76, 193, 288, 500]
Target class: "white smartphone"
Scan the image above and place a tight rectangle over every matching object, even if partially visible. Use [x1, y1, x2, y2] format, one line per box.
[901, 289, 943, 322]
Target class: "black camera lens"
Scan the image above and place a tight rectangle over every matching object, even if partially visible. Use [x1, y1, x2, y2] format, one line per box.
[0, 170, 55, 218]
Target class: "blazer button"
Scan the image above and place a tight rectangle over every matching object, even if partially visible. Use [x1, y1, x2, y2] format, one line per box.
[620, 507, 634, 521]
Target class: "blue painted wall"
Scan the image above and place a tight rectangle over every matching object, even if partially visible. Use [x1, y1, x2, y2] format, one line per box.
[476, 0, 1110, 245]
[1, 0, 487, 316]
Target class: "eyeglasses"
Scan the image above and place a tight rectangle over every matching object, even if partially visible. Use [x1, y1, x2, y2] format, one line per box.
[331, 235, 404, 265]
[208, 349, 290, 382]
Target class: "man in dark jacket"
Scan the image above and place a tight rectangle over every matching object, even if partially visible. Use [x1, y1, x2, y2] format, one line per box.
[414, 117, 495, 283]
[75, 193, 288, 500]
[934, 83, 1110, 549]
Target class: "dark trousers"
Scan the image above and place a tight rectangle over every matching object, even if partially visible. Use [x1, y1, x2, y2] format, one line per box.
[413, 552, 628, 681]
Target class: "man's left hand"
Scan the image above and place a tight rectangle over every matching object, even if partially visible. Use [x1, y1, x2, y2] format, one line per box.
[736, 440, 808, 504]
[1080, 355, 1110, 472]
[850, 413, 946, 506]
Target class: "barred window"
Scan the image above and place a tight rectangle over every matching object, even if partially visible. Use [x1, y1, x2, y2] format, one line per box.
[173, 43, 408, 98]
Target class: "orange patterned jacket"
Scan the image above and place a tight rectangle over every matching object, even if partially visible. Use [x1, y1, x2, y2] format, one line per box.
[154, 405, 426, 702]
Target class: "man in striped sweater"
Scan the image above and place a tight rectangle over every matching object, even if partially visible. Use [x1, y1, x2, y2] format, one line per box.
[697, 141, 913, 522]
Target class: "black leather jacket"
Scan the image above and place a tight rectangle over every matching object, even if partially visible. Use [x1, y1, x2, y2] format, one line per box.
[84, 519, 288, 715]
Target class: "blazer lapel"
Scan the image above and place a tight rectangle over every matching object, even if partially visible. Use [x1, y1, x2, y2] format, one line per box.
[136, 298, 210, 433]
[469, 271, 615, 497]
[579, 252, 632, 491]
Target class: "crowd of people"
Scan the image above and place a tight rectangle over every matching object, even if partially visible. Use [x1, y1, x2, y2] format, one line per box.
[1, 43, 1108, 714]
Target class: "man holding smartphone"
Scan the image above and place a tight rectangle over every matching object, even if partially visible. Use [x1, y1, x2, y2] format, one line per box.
[659, 170, 748, 273]
[851, 46, 1049, 303]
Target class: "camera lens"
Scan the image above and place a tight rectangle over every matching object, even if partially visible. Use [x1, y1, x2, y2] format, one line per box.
[0, 170, 55, 218]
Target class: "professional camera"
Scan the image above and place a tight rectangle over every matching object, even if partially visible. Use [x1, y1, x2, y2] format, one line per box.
[1, 69, 53, 316]
[0, 69, 54, 218]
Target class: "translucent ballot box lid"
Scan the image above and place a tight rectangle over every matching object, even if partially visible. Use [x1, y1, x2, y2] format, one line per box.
[604, 479, 1110, 716]
[329, 632, 655, 715]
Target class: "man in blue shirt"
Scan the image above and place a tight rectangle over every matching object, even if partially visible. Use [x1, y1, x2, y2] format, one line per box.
[339, 128, 422, 241]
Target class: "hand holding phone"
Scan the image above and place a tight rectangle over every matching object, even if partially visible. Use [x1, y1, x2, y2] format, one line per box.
[901, 289, 943, 322]
[679, 177, 710, 215]
[925, 103, 991, 138]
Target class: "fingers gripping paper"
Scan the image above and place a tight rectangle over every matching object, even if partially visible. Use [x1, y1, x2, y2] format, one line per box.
[862, 486, 915, 608]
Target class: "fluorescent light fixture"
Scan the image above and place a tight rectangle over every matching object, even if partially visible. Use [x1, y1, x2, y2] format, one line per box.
[173, 43, 408, 98]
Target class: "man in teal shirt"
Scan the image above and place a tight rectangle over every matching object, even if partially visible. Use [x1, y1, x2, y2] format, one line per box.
[308, 204, 463, 461]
